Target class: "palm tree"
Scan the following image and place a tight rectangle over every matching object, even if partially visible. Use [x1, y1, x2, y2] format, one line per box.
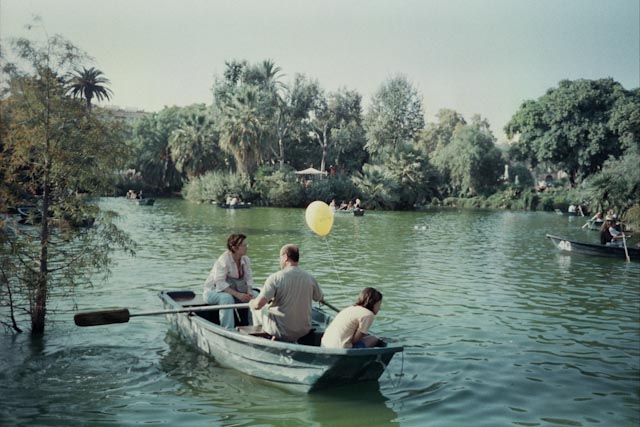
[66, 67, 113, 112]
[218, 86, 266, 177]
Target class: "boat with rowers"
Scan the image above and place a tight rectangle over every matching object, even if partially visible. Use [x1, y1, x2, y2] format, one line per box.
[157, 290, 402, 392]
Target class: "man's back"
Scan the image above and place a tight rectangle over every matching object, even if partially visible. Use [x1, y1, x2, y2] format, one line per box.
[261, 266, 323, 341]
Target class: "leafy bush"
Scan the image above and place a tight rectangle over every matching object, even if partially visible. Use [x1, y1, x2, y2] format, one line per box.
[182, 171, 252, 203]
[253, 167, 305, 207]
[306, 176, 359, 205]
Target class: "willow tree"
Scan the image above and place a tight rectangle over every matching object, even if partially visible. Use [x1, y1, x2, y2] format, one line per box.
[1, 33, 134, 335]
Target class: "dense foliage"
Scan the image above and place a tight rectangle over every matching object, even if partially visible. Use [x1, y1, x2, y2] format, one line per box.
[1, 31, 134, 335]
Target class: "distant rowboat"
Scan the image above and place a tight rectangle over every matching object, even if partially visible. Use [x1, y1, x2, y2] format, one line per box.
[546, 234, 639, 261]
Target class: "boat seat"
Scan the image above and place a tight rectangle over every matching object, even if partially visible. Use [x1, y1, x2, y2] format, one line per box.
[177, 295, 208, 307]
[236, 325, 271, 338]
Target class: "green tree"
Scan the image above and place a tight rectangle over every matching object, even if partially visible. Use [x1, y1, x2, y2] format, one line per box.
[273, 74, 321, 169]
[213, 60, 279, 178]
[1, 32, 133, 335]
[133, 106, 184, 192]
[420, 108, 466, 155]
[66, 66, 113, 112]
[580, 146, 640, 218]
[351, 164, 399, 210]
[168, 104, 223, 179]
[307, 87, 365, 173]
[364, 75, 425, 158]
[386, 143, 433, 209]
[433, 116, 503, 197]
[505, 78, 637, 186]
[217, 85, 269, 177]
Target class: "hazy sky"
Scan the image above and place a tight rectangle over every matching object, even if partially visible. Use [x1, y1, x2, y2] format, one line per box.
[2, 0, 639, 141]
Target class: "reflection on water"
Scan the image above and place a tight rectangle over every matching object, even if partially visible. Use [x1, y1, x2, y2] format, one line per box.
[1, 199, 638, 426]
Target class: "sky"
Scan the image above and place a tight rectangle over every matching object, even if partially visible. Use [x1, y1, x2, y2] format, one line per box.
[2, 0, 639, 141]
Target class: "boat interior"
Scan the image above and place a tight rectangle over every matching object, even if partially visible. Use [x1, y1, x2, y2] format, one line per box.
[168, 290, 325, 346]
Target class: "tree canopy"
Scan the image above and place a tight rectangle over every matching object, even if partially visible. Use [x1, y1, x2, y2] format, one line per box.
[1, 31, 134, 335]
[505, 78, 638, 186]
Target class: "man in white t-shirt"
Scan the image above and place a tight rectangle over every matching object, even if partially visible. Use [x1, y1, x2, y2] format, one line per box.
[250, 244, 324, 342]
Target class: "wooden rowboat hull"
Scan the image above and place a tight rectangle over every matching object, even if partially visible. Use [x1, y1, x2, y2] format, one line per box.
[158, 290, 403, 392]
[546, 234, 639, 261]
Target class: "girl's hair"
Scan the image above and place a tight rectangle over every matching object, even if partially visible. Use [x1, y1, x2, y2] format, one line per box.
[227, 234, 247, 252]
[355, 287, 383, 312]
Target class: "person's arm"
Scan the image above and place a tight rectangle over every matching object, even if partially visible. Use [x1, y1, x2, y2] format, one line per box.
[312, 278, 324, 304]
[203, 256, 227, 292]
[205, 253, 250, 302]
[250, 296, 268, 310]
[243, 256, 254, 295]
[351, 314, 375, 345]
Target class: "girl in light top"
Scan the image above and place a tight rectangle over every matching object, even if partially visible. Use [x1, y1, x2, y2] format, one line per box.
[203, 233, 255, 329]
[321, 287, 382, 348]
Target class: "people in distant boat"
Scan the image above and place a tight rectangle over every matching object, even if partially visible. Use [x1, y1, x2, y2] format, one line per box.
[137, 190, 143, 199]
[321, 287, 382, 349]
[354, 198, 361, 209]
[329, 199, 336, 211]
[126, 189, 136, 199]
[250, 244, 324, 342]
[338, 200, 348, 210]
[568, 204, 576, 213]
[203, 233, 256, 329]
[600, 216, 630, 246]
[590, 211, 604, 222]
[346, 200, 354, 210]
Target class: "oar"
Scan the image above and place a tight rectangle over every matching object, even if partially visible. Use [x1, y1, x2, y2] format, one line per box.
[622, 233, 631, 263]
[74, 303, 250, 327]
[321, 300, 341, 313]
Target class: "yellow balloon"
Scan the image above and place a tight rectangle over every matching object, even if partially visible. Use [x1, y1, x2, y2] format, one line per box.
[305, 201, 334, 237]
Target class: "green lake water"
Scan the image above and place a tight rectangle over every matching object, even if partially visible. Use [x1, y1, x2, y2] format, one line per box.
[1, 198, 639, 426]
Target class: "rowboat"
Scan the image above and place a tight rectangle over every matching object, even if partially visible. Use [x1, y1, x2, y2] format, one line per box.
[136, 198, 155, 206]
[332, 208, 365, 216]
[546, 234, 639, 261]
[218, 202, 251, 209]
[158, 290, 403, 392]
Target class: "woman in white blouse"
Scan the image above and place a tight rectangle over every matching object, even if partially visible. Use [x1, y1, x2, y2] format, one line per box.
[203, 233, 256, 328]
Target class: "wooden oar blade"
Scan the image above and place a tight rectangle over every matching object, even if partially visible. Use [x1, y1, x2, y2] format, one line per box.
[74, 308, 131, 327]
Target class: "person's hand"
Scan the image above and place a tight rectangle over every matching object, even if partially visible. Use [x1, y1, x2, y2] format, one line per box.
[237, 293, 252, 303]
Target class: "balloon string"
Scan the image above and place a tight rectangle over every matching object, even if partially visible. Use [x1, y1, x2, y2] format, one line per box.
[322, 236, 343, 287]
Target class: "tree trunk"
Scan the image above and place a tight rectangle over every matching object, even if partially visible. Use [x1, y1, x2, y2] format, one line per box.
[32, 157, 51, 335]
[278, 136, 285, 170]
